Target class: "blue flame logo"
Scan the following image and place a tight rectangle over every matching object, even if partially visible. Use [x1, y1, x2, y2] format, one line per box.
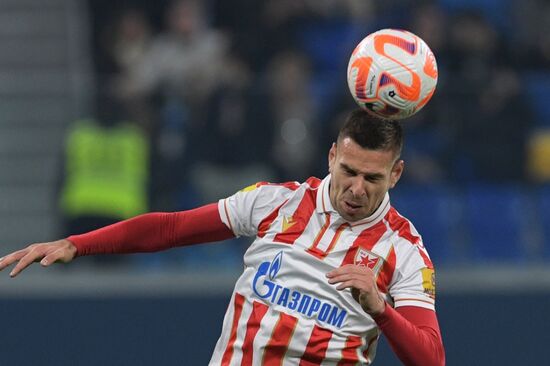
[269, 251, 283, 280]
[253, 251, 284, 299]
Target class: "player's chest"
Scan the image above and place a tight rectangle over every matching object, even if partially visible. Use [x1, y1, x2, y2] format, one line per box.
[256, 209, 394, 271]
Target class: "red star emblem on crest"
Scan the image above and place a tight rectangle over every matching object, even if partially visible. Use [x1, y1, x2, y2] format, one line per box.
[355, 249, 380, 269]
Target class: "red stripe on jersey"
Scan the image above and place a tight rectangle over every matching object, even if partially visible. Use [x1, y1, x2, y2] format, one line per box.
[339, 220, 388, 267]
[307, 221, 348, 260]
[221, 293, 245, 366]
[305, 176, 322, 189]
[262, 312, 299, 366]
[386, 207, 433, 268]
[273, 187, 317, 245]
[376, 245, 396, 293]
[337, 335, 363, 365]
[258, 200, 288, 238]
[299, 325, 333, 366]
[241, 301, 270, 366]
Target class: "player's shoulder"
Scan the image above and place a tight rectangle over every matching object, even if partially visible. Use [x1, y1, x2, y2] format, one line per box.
[385, 205, 434, 268]
[384, 206, 422, 247]
[240, 177, 321, 194]
[240, 180, 299, 193]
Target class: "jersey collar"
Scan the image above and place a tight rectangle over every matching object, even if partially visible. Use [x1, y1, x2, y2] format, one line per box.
[316, 174, 391, 230]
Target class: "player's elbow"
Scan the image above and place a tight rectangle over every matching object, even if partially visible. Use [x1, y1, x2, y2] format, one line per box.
[417, 329, 445, 366]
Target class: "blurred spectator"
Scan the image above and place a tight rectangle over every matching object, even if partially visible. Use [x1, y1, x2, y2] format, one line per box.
[112, 0, 233, 210]
[109, 8, 153, 74]
[266, 49, 318, 181]
[59, 90, 150, 266]
[443, 11, 533, 182]
[187, 50, 278, 203]
[512, 0, 550, 70]
[100, 7, 155, 130]
[213, 0, 316, 74]
[117, 0, 229, 106]
[95, 7, 154, 79]
[409, 2, 449, 65]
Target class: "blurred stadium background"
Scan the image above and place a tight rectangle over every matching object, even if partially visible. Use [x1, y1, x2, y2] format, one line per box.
[1, 0, 549, 364]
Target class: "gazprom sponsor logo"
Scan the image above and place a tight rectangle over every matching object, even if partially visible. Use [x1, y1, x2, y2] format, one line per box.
[252, 251, 347, 328]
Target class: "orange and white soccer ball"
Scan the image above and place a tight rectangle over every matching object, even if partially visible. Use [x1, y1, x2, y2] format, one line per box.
[347, 28, 438, 120]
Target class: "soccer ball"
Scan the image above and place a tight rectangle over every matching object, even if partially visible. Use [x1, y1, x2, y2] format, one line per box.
[347, 28, 438, 120]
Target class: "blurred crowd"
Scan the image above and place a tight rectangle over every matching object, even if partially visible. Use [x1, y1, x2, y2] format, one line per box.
[58, 0, 550, 267]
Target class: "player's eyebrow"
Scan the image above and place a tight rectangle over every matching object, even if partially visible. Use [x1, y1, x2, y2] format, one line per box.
[340, 163, 385, 180]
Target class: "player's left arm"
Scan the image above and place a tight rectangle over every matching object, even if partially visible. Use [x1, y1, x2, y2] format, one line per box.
[377, 235, 444, 366]
[373, 303, 445, 366]
[327, 263, 445, 366]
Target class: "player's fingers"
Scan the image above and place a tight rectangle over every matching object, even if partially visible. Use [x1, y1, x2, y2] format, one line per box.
[335, 276, 373, 291]
[0, 249, 31, 271]
[9, 249, 45, 277]
[327, 273, 356, 284]
[335, 279, 363, 291]
[335, 280, 355, 291]
[327, 264, 369, 277]
[40, 247, 68, 266]
[326, 264, 354, 276]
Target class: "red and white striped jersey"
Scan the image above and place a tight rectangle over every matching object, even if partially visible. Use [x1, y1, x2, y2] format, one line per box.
[212, 175, 436, 365]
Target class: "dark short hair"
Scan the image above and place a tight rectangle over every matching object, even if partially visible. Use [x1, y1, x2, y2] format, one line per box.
[337, 109, 404, 159]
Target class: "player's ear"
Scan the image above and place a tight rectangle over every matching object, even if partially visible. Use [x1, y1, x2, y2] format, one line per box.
[389, 159, 404, 189]
[328, 143, 337, 173]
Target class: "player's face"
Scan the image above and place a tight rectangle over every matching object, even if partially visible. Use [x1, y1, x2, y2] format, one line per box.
[328, 137, 403, 222]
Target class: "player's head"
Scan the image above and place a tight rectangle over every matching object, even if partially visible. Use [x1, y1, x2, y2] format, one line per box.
[336, 109, 403, 161]
[328, 109, 404, 222]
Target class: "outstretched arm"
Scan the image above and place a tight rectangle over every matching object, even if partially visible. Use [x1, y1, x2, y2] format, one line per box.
[68, 203, 233, 255]
[0, 203, 234, 277]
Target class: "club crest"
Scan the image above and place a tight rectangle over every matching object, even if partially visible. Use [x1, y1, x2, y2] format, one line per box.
[354, 248, 381, 270]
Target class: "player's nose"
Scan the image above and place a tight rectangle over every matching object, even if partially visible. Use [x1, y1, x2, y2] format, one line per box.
[349, 177, 366, 198]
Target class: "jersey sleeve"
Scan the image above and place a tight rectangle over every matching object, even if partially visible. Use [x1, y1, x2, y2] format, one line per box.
[218, 182, 297, 237]
[389, 239, 436, 311]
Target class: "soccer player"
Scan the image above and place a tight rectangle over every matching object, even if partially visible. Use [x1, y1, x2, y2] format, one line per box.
[0, 109, 445, 365]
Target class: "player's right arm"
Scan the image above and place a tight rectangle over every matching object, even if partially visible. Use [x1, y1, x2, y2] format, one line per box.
[0, 180, 295, 278]
[0, 202, 234, 277]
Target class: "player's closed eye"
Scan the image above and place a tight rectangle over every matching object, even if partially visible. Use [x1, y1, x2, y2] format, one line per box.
[364, 175, 382, 183]
[341, 165, 357, 176]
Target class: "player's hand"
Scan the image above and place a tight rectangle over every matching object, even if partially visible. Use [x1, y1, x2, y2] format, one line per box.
[326, 264, 386, 317]
[0, 239, 77, 278]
